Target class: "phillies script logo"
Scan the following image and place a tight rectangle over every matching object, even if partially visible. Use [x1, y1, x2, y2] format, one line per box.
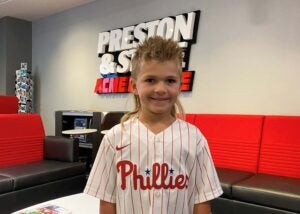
[117, 160, 189, 190]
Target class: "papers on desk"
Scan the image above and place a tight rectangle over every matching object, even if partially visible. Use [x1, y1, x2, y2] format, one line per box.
[13, 193, 99, 214]
[18, 204, 71, 214]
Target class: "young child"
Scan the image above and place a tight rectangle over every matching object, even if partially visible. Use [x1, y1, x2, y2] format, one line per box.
[84, 36, 223, 214]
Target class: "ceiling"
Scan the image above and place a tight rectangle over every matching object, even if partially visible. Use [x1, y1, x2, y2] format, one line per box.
[0, 0, 96, 21]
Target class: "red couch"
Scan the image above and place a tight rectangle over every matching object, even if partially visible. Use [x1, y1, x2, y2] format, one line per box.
[186, 114, 300, 214]
[0, 95, 18, 114]
[0, 97, 87, 213]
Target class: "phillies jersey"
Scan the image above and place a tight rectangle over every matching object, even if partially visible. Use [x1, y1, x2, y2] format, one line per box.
[84, 116, 223, 213]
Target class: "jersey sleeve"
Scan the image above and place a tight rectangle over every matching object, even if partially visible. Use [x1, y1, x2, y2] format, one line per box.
[194, 134, 223, 204]
[84, 134, 117, 203]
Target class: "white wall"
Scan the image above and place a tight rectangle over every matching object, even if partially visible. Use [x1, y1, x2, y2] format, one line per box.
[32, 0, 300, 135]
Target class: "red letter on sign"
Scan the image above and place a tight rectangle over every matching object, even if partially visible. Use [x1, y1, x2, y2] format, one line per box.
[181, 71, 194, 91]
[102, 78, 110, 93]
[94, 78, 103, 93]
[118, 77, 129, 93]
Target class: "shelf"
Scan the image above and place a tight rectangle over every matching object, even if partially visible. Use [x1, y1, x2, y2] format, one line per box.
[79, 142, 93, 149]
[55, 110, 102, 170]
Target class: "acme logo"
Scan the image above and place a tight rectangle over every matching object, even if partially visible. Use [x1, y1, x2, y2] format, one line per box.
[116, 144, 130, 151]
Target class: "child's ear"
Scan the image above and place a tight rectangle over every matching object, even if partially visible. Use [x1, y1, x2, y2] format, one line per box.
[130, 78, 138, 95]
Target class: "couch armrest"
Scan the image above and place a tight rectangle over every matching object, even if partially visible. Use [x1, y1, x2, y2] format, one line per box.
[44, 136, 79, 162]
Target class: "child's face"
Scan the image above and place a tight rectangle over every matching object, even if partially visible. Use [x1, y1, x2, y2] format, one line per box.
[131, 59, 181, 117]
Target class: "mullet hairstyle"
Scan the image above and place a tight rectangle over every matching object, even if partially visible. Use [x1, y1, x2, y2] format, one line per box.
[121, 36, 185, 125]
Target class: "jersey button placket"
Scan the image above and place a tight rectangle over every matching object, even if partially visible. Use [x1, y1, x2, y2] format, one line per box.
[154, 136, 162, 157]
[152, 136, 163, 212]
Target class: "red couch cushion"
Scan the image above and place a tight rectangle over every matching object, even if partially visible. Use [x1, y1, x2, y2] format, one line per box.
[193, 114, 264, 173]
[0, 114, 45, 167]
[185, 113, 196, 124]
[0, 95, 18, 114]
[258, 116, 300, 179]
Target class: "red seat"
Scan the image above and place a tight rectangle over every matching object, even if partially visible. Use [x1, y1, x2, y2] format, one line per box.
[194, 114, 264, 173]
[258, 116, 300, 179]
[0, 95, 18, 114]
[0, 114, 45, 167]
[184, 113, 196, 124]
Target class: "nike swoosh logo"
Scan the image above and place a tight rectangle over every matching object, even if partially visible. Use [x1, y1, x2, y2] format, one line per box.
[116, 144, 130, 151]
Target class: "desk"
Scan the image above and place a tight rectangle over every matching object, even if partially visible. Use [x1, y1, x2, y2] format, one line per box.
[13, 193, 99, 214]
[62, 129, 97, 168]
[62, 128, 97, 135]
[62, 128, 97, 148]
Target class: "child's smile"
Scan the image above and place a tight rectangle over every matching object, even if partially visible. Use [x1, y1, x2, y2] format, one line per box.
[131, 59, 181, 117]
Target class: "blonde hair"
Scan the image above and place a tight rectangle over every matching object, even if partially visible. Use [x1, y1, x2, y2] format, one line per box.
[121, 36, 185, 124]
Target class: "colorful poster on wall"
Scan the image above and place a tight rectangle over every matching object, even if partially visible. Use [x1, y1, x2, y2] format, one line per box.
[15, 63, 34, 113]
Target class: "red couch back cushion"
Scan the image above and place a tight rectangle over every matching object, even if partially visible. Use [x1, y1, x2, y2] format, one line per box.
[185, 113, 196, 124]
[0, 95, 18, 114]
[193, 114, 264, 173]
[258, 116, 300, 178]
[0, 114, 45, 167]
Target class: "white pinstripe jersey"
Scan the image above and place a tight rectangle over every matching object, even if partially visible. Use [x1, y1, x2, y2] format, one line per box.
[84, 116, 223, 214]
